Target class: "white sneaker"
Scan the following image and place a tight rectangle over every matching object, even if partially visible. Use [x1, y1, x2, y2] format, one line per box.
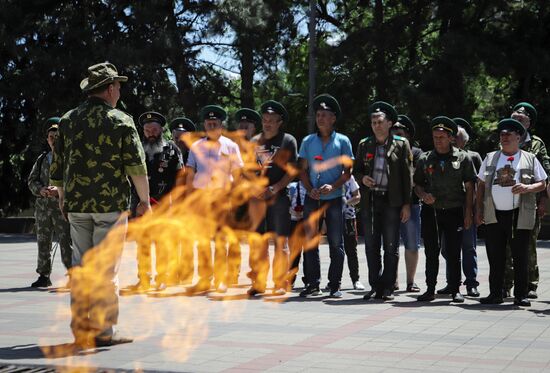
[272, 288, 286, 296]
[329, 290, 343, 298]
[353, 281, 365, 291]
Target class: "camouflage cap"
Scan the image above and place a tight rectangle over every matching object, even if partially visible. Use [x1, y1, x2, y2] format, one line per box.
[313, 94, 341, 119]
[44, 117, 61, 133]
[512, 102, 537, 125]
[498, 118, 525, 136]
[260, 100, 288, 122]
[80, 62, 128, 92]
[235, 108, 261, 127]
[394, 114, 415, 138]
[368, 101, 398, 123]
[169, 117, 196, 132]
[200, 105, 227, 122]
[139, 111, 166, 127]
[431, 116, 457, 136]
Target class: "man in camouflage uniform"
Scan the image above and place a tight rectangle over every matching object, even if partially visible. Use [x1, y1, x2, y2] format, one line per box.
[128, 111, 183, 291]
[28, 118, 72, 288]
[504, 102, 550, 299]
[50, 62, 150, 348]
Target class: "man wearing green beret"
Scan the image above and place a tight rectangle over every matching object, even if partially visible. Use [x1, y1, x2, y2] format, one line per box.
[476, 119, 547, 306]
[50, 62, 151, 347]
[169, 117, 196, 164]
[185, 105, 244, 294]
[354, 102, 413, 301]
[299, 94, 354, 298]
[503, 102, 550, 299]
[27, 118, 73, 288]
[235, 108, 260, 141]
[247, 100, 297, 296]
[126, 112, 183, 292]
[414, 116, 476, 303]
[436, 118, 482, 298]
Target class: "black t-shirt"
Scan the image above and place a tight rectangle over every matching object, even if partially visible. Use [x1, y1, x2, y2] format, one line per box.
[252, 131, 298, 186]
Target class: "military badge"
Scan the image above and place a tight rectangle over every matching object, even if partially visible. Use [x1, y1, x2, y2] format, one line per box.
[494, 165, 516, 187]
[452, 160, 460, 169]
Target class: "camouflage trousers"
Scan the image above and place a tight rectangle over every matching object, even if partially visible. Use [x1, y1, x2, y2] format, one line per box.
[35, 204, 72, 276]
[504, 213, 540, 291]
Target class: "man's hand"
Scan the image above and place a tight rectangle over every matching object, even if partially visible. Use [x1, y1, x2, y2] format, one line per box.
[46, 186, 59, 198]
[319, 184, 333, 195]
[400, 204, 410, 223]
[475, 210, 484, 226]
[135, 201, 152, 217]
[39, 187, 49, 197]
[362, 176, 376, 188]
[422, 193, 436, 205]
[511, 183, 531, 194]
[537, 200, 547, 218]
[309, 188, 321, 200]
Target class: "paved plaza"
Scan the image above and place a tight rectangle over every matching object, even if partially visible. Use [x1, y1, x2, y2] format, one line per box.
[1, 234, 550, 372]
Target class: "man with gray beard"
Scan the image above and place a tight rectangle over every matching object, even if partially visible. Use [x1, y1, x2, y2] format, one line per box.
[127, 111, 183, 292]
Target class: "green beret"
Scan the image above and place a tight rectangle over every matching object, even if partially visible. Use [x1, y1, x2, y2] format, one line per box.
[512, 102, 537, 125]
[313, 94, 341, 119]
[368, 101, 398, 123]
[260, 100, 288, 122]
[169, 117, 196, 132]
[453, 117, 474, 137]
[44, 117, 61, 133]
[395, 114, 415, 138]
[431, 116, 457, 136]
[200, 105, 227, 122]
[80, 62, 128, 92]
[235, 108, 261, 126]
[498, 118, 525, 136]
[139, 111, 166, 127]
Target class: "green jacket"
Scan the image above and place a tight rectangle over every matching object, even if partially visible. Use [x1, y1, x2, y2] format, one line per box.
[50, 97, 147, 213]
[353, 135, 412, 208]
[28, 151, 58, 211]
[414, 147, 476, 209]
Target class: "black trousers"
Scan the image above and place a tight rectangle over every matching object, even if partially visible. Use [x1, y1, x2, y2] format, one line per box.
[421, 205, 463, 293]
[485, 209, 529, 299]
[343, 218, 360, 283]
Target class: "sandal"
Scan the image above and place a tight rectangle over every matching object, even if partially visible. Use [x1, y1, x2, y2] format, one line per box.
[407, 283, 421, 292]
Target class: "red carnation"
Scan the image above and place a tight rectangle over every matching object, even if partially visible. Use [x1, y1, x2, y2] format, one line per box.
[507, 156, 514, 162]
[427, 165, 435, 175]
[366, 153, 374, 160]
[314, 155, 323, 161]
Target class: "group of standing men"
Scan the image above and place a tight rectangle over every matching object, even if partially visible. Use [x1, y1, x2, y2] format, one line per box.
[29, 61, 549, 348]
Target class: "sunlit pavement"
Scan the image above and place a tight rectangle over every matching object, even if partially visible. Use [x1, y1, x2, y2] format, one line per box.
[1, 234, 550, 372]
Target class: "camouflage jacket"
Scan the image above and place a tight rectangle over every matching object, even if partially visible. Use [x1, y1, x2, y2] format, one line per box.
[28, 151, 59, 211]
[522, 134, 550, 176]
[50, 97, 147, 213]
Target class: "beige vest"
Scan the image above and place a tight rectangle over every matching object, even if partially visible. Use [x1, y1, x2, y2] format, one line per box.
[483, 150, 537, 230]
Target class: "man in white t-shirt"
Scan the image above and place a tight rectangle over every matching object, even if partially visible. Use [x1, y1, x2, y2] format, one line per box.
[185, 105, 244, 294]
[476, 118, 547, 307]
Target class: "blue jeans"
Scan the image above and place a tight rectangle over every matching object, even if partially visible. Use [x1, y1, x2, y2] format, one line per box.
[361, 196, 401, 292]
[441, 223, 479, 287]
[303, 196, 345, 291]
[400, 203, 421, 251]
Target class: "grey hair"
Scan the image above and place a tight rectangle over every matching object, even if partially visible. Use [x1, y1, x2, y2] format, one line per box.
[456, 126, 469, 144]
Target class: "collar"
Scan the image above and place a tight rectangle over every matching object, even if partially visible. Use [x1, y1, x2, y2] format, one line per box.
[317, 130, 336, 141]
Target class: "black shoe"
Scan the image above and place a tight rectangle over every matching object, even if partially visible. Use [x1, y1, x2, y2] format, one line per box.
[436, 285, 452, 295]
[514, 298, 531, 307]
[94, 333, 133, 347]
[299, 285, 322, 297]
[31, 275, 52, 288]
[186, 280, 211, 294]
[382, 289, 394, 301]
[502, 288, 511, 298]
[467, 287, 480, 297]
[122, 279, 151, 294]
[247, 286, 265, 297]
[452, 292, 464, 303]
[527, 290, 538, 299]
[417, 291, 435, 302]
[480, 294, 503, 304]
[393, 283, 399, 291]
[363, 289, 377, 300]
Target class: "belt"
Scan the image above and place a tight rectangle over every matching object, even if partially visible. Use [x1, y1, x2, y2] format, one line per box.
[372, 190, 388, 198]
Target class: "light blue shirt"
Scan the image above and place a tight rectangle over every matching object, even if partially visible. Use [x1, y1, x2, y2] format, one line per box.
[298, 131, 354, 200]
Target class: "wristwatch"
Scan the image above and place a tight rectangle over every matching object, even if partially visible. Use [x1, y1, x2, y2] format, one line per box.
[268, 186, 275, 194]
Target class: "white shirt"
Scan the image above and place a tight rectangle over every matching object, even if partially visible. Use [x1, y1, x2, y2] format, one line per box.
[343, 175, 360, 219]
[186, 136, 244, 190]
[477, 151, 547, 210]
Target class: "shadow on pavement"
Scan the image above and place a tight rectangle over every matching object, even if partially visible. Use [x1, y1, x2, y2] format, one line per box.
[0, 343, 104, 360]
[0, 234, 36, 244]
[0, 286, 48, 293]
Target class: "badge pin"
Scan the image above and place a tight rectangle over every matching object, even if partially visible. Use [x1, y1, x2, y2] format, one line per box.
[452, 161, 460, 169]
